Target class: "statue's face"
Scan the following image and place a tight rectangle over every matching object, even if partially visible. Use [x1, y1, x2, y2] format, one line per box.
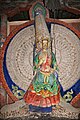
[42, 40, 48, 50]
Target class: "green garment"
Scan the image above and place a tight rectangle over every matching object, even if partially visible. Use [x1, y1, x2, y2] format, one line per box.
[32, 52, 59, 96]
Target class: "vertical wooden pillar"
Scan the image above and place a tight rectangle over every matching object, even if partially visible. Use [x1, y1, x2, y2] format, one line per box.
[1, 14, 7, 38]
[0, 14, 8, 106]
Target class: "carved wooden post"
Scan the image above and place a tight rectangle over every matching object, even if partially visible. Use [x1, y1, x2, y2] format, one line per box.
[1, 14, 7, 38]
[0, 14, 8, 106]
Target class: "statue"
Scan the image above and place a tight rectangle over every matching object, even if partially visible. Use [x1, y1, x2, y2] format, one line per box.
[24, 37, 60, 113]
[23, 3, 60, 112]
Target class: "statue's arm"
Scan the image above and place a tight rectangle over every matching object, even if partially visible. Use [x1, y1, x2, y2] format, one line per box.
[52, 52, 59, 71]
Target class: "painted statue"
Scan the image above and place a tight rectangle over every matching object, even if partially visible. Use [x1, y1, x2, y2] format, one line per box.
[24, 40, 60, 112]
[24, 3, 60, 112]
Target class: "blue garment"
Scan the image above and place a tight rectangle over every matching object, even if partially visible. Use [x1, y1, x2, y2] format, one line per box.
[29, 105, 52, 112]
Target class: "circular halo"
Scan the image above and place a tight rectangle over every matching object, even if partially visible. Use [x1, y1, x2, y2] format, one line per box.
[51, 23, 80, 90]
[0, 20, 80, 101]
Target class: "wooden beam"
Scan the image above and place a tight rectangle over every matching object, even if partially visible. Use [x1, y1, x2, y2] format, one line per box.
[62, 6, 80, 15]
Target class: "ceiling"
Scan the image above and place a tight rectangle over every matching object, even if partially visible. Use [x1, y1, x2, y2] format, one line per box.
[0, 0, 80, 20]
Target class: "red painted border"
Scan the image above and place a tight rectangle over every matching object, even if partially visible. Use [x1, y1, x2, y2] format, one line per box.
[0, 20, 34, 102]
[46, 18, 80, 37]
[0, 19, 80, 102]
[70, 93, 80, 107]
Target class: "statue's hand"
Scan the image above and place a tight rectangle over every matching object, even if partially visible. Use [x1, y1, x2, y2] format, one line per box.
[51, 68, 55, 73]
